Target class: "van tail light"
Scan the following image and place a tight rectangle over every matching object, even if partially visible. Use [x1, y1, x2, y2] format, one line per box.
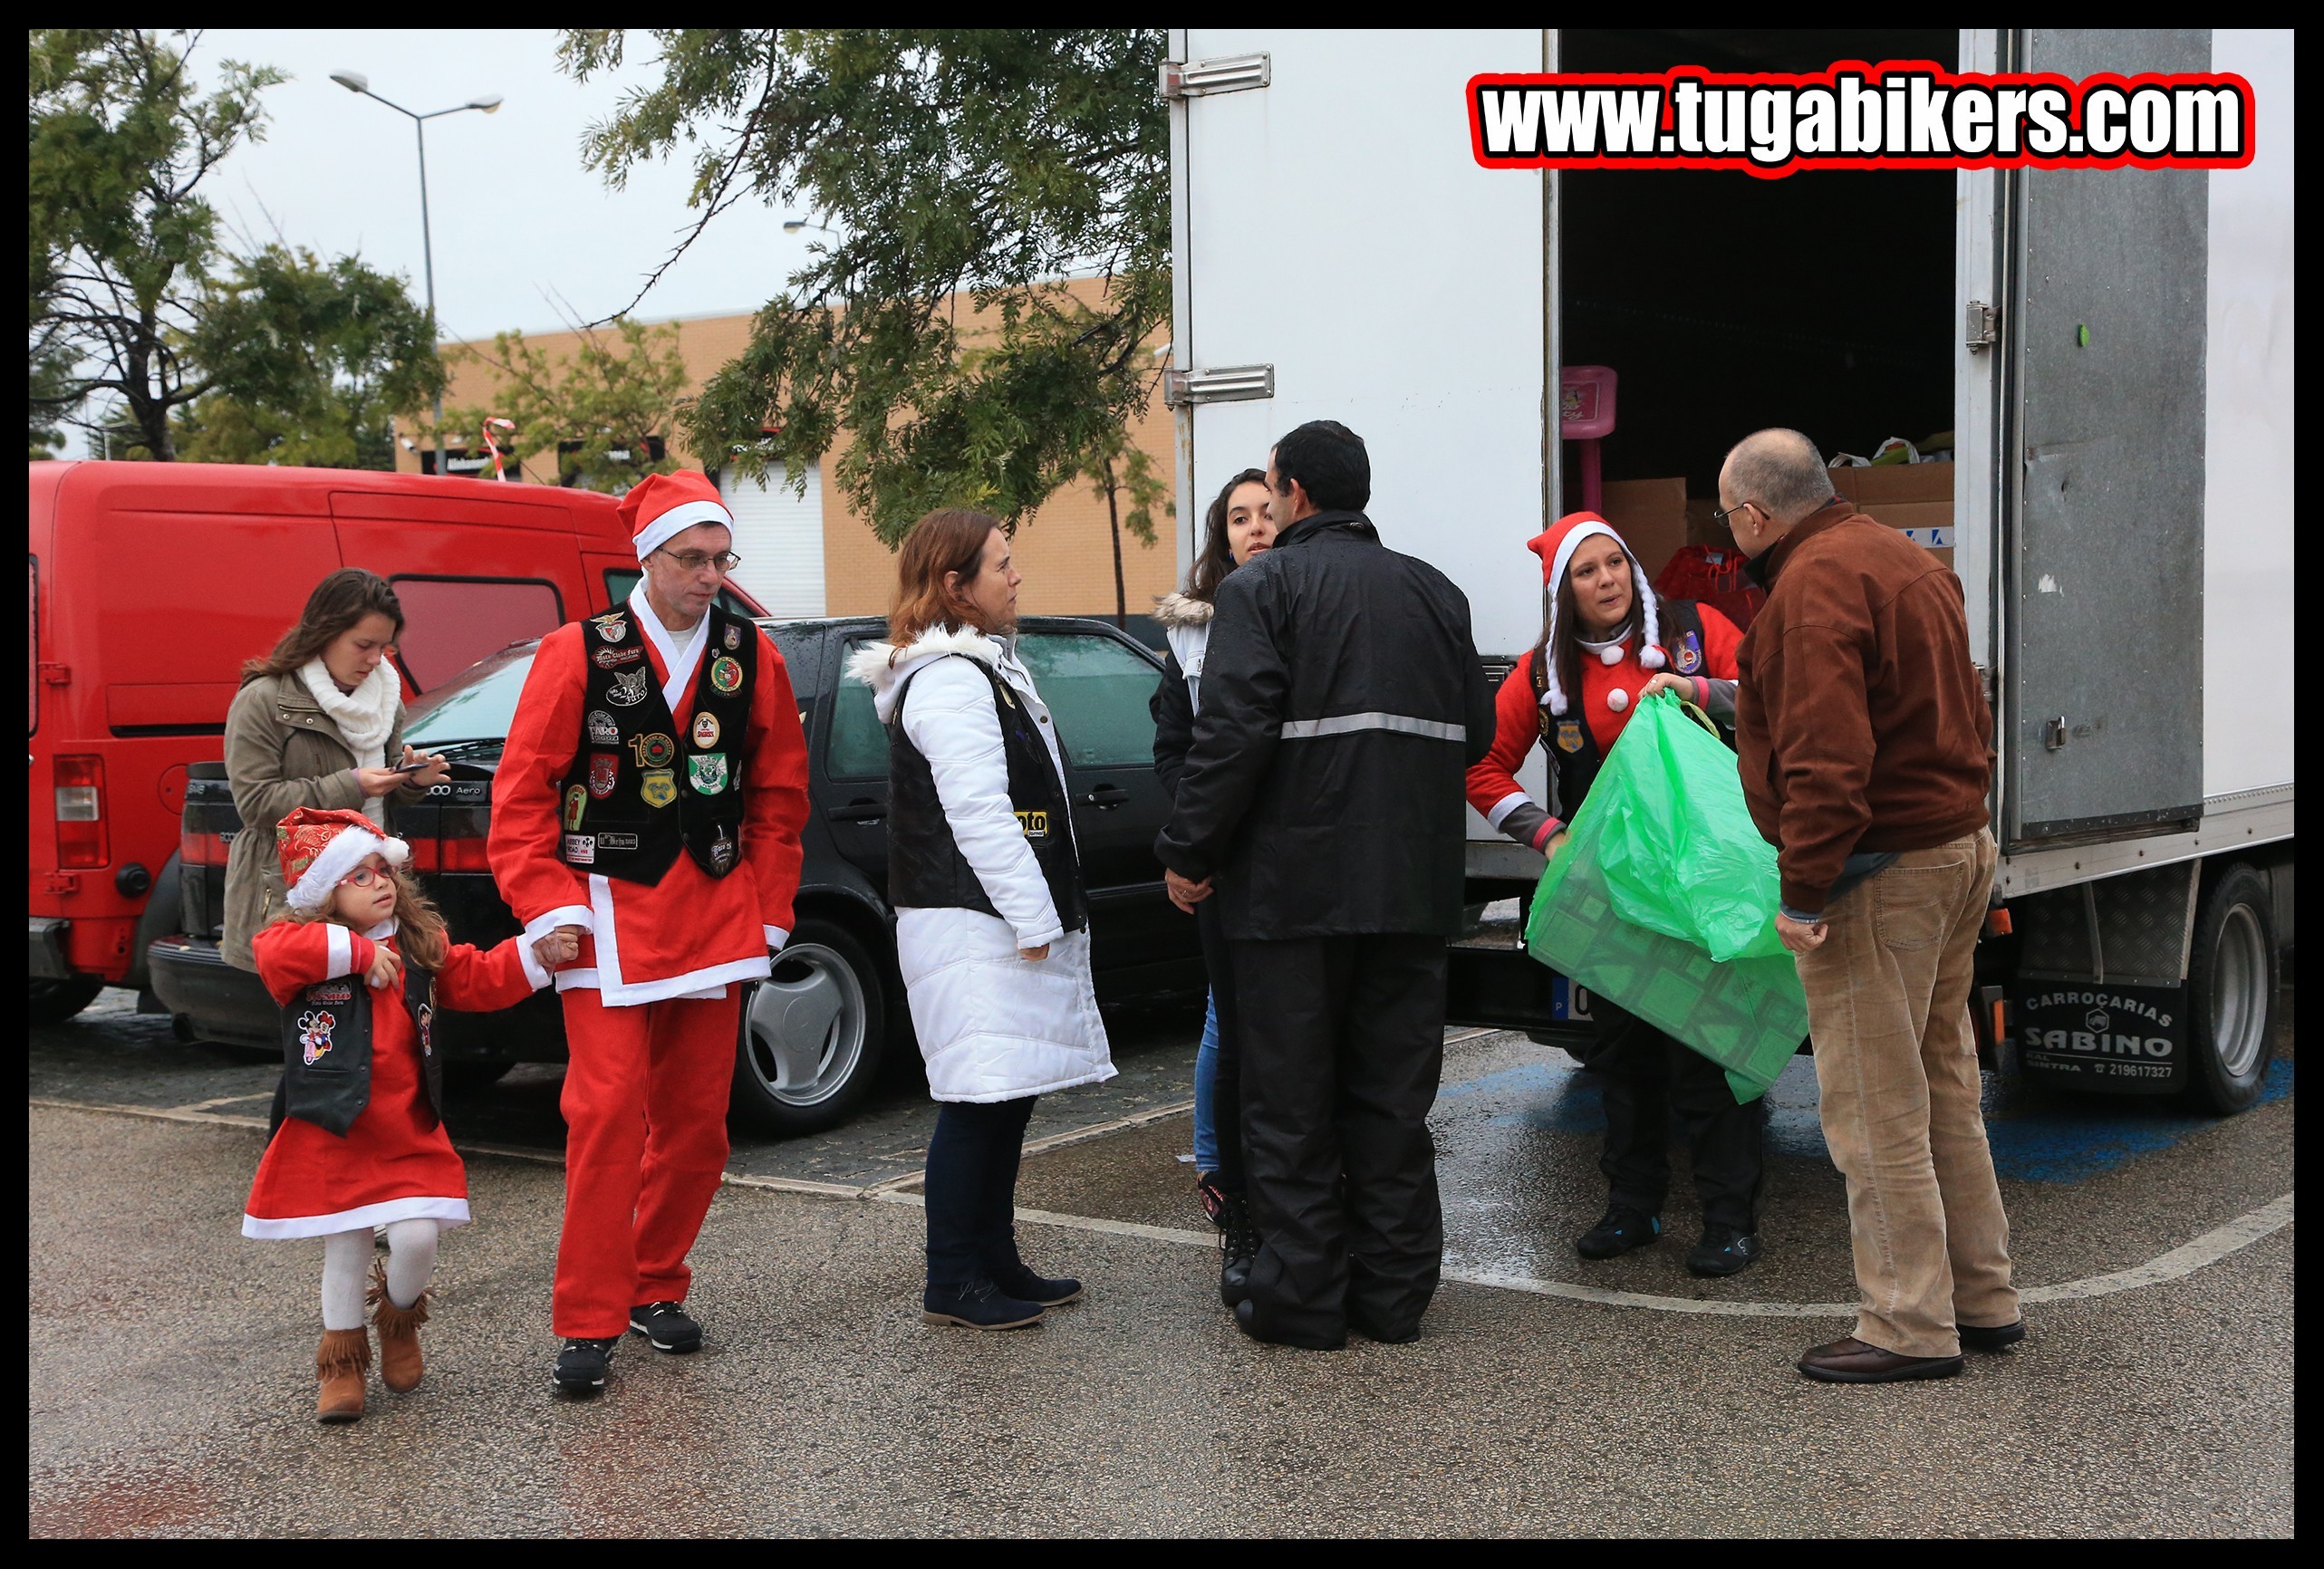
[405, 833, 492, 875]
[54, 756, 108, 869]
[180, 830, 234, 869]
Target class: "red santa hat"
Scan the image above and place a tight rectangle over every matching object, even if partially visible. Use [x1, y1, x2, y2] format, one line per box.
[617, 471, 735, 563]
[1524, 511, 1665, 716]
[275, 805, 410, 913]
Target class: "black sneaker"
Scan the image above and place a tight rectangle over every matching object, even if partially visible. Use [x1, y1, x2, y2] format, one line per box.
[1218, 1190, 1259, 1309]
[1958, 1319, 2028, 1352]
[990, 1261, 1084, 1305]
[922, 1279, 1045, 1331]
[1576, 1207, 1661, 1260]
[1686, 1225, 1762, 1277]
[552, 1337, 617, 1396]
[629, 1300, 703, 1354]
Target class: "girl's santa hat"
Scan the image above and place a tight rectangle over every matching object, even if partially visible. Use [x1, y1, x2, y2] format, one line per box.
[1524, 510, 1665, 716]
[618, 471, 735, 563]
[276, 805, 409, 913]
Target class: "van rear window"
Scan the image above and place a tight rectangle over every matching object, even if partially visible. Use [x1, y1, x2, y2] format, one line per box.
[390, 576, 564, 691]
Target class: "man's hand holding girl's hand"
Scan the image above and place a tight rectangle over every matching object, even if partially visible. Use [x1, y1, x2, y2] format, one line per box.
[532, 925, 583, 969]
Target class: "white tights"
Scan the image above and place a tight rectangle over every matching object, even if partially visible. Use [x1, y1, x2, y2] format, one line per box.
[319, 1220, 441, 1331]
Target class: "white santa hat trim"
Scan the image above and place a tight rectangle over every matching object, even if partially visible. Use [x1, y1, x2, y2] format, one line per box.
[634, 498, 736, 563]
[286, 823, 410, 912]
[1539, 521, 1663, 716]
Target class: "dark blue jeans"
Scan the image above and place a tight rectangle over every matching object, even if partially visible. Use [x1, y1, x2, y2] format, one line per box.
[923, 1095, 1038, 1291]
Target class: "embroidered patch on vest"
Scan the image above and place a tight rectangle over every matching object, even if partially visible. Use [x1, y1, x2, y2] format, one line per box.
[593, 645, 644, 669]
[563, 833, 595, 865]
[1556, 719, 1586, 754]
[296, 1008, 338, 1066]
[641, 769, 678, 808]
[586, 709, 621, 746]
[722, 623, 741, 650]
[591, 613, 627, 644]
[709, 655, 744, 695]
[415, 999, 434, 1057]
[564, 785, 589, 831]
[689, 753, 729, 794]
[597, 832, 639, 852]
[709, 823, 737, 872]
[606, 668, 651, 707]
[1677, 630, 1702, 674]
[587, 753, 620, 798]
[629, 732, 677, 768]
[691, 711, 720, 748]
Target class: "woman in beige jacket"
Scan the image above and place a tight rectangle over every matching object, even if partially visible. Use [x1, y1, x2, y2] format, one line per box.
[221, 570, 450, 971]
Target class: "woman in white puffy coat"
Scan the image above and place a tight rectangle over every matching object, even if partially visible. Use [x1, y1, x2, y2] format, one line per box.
[849, 509, 1113, 1331]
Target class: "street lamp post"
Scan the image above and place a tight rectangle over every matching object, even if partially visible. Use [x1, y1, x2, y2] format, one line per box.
[331, 71, 502, 482]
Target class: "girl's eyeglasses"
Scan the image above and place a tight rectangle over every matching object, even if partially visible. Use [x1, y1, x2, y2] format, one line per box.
[337, 865, 391, 890]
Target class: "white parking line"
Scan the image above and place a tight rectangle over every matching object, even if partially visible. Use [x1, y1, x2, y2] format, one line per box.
[36, 1095, 2294, 1315]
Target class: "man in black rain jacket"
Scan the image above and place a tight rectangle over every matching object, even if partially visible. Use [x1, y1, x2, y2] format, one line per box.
[1156, 419, 1495, 1349]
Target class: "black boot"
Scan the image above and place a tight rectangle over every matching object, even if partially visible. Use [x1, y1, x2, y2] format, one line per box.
[1217, 1189, 1259, 1309]
[921, 1278, 1044, 1331]
[1685, 1224, 1762, 1277]
[990, 1260, 1084, 1305]
[1575, 1205, 1661, 1260]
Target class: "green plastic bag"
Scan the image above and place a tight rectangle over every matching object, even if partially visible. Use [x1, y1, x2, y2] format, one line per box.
[1523, 690, 1808, 1103]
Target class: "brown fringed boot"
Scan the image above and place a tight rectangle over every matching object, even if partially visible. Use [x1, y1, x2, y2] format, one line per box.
[369, 1260, 429, 1393]
[316, 1328, 371, 1423]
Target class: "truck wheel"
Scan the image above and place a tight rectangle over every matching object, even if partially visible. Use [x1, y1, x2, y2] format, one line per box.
[30, 977, 105, 1026]
[730, 918, 887, 1138]
[2185, 862, 2279, 1115]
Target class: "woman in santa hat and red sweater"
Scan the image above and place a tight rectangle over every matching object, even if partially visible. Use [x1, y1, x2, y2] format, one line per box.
[1465, 512, 1768, 1277]
[245, 806, 564, 1422]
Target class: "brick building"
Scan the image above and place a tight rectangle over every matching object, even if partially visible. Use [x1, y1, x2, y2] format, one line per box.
[396, 285, 1183, 625]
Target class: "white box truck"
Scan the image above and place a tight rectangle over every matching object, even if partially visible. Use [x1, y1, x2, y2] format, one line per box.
[1162, 27, 2292, 1110]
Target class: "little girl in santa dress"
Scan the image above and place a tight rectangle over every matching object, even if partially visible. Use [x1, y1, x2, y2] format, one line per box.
[245, 806, 574, 1423]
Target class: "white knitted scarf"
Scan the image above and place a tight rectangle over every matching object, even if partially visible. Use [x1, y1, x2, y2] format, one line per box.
[298, 657, 400, 824]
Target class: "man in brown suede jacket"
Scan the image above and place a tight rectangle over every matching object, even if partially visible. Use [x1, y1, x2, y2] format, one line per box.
[1721, 428, 2021, 1386]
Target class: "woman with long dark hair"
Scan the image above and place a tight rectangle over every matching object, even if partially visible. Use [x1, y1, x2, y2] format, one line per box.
[1464, 511, 1767, 1277]
[221, 569, 449, 973]
[848, 509, 1114, 1331]
[1150, 467, 1275, 1304]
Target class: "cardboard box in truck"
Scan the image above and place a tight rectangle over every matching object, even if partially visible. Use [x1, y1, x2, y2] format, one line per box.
[1832, 463, 1955, 570]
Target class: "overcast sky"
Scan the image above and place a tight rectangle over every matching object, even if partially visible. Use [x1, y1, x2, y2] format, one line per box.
[68, 30, 824, 453]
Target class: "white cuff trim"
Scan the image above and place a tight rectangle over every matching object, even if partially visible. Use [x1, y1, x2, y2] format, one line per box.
[325, 922, 353, 979]
[523, 906, 593, 945]
[764, 925, 789, 951]
[1484, 791, 1532, 831]
[517, 939, 552, 992]
[243, 1196, 471, 1239]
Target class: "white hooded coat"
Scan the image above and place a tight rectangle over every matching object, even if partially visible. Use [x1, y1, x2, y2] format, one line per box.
[847, 626, 1114, 1102]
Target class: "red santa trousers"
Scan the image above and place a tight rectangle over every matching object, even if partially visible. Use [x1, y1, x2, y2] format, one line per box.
[554, 986, 738, 1338]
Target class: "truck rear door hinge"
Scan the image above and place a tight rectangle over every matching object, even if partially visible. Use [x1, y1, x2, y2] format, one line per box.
[1163, 364, 1275, 409]
[38, 662, 70, 686]
[1965, 301, 2000, 351]
[43, 872, 80, 893]
[1160, 53, 1271, 101]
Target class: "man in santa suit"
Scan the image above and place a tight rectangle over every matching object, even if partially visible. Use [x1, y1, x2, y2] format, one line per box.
[490, 470, 810, 1397]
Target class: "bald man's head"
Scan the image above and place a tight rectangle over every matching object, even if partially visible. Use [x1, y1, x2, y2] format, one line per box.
[1720, 428, 1834, 525]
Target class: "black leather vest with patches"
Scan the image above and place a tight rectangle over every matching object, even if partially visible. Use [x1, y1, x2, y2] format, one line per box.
[558, 602, 754, 884]
[886, 655, 1087, 933]
[1532, 596, 1720, 820]
[279, 958, 442, 1138]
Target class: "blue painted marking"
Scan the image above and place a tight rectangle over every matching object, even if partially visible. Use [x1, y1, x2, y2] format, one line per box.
[1435, 1049, 2292, 1185]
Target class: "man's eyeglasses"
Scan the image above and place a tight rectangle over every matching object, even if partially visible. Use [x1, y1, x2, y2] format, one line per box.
[1710, 499, 1760, 531]
[338, 865, 391, 890]
[654, 547, 743, 575]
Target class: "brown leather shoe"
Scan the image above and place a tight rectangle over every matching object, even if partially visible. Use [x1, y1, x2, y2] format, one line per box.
[369, 1261, 429, 1393]
[315, 1328, 371, 1422]
[1797, 1335, 1964, 1383]
[1958, 1319, 2027, 1352]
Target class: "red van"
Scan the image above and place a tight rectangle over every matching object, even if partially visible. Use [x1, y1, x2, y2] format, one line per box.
[27, 460, 764, 1024]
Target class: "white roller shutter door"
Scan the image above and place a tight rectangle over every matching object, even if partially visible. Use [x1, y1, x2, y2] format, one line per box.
[718, 463, 825, 617]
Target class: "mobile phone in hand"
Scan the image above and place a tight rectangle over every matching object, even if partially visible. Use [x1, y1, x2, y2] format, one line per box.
[391, 756, 435, 775]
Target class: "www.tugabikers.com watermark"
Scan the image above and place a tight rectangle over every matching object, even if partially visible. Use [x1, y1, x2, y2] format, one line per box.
[1468, 61, 2254, 177]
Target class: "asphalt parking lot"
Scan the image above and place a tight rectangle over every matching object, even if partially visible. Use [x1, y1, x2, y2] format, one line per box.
[28, 987, 2295, 1536]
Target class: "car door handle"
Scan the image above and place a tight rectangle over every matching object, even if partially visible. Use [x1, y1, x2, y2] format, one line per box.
[1081, 784, 1130, 810]
[828, 799, 886, 823]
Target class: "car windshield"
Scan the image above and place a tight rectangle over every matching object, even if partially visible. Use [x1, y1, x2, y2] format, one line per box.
[401, 642, 536, 748]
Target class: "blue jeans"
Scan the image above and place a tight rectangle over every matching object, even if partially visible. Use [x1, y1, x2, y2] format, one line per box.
[1192, 991, 1220, 1173]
